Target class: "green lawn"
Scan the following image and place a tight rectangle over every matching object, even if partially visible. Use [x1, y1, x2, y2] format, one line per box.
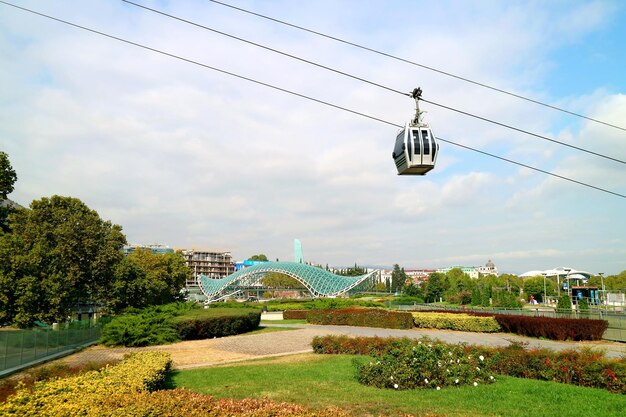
[172, 354, 626, 417]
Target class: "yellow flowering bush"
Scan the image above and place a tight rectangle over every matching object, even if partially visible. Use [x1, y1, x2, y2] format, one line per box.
[412, 312, 501, 332]
[0, 351, 171, 417]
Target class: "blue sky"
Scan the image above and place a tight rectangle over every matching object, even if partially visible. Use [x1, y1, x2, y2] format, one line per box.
[1, 0, 625, 275]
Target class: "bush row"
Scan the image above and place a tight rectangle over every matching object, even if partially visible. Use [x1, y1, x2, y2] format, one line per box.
[411, 309, 608, 341]
[0, 352, 172, 416]
[495, 314, 608, 341]
[282, 309, 309, 320]
[312, 335, 626, 393]
[411, 312, 501, 332]
[173, 309, 260, 340]
[306, 308, 414, 329]
[100, 303, 260, 346]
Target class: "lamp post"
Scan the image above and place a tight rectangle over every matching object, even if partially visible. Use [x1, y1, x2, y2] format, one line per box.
[599, 272, 605, 305]
[564, 268, 571, 296]
[543, 274, 547, 305]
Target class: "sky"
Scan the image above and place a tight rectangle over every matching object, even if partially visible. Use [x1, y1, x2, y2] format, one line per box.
[1, 0, 625, 275]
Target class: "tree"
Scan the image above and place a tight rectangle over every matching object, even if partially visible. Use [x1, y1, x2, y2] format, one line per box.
[523, 276, 556, 302]
[260, 272, 302, 289]
[425, 272, 446, 303]
[402, 282, 423, 299]
[249, 254, 268, 261]
[391, 264, 408, 293]
[0, 152, 18, 233]
[0, 152, 17, 200]
[108, 249, 191, 312]
[0, 195, 126, 327]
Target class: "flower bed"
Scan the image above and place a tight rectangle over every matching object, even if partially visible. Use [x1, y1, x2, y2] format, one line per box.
[411, 312, 501, 332]
[312, 335, 626, 393]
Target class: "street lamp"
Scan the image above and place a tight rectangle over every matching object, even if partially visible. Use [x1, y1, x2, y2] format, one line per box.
[543, 273, 547, 304]
[564, 268, 571, 296]
[599, 272, 605, 305]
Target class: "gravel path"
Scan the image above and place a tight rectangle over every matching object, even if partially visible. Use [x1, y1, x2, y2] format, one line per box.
[53, 324, 626, 371]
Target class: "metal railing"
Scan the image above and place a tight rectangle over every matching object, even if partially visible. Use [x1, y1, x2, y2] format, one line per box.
[395, 303, 626, 342]
[0, 322, 103, 376]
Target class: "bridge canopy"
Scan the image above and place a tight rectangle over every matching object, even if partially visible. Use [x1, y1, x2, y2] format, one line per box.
[198, 261, 377, 302]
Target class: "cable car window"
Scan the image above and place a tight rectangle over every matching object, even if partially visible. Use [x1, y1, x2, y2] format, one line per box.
[432, 138, 437, 160]
[412, 129, 421, 158]
[394, 131, 405, 157]
[422, 130, 430, 155]
[407, 131, 413, 160]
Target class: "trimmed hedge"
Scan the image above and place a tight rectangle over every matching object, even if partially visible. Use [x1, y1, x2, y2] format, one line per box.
[101, 304, 261, 346]
[411, 312, 501, 332]
[283, 310, 309, 320]
[495, 314, 608, 341]
[173, 308, 261, 340]
[307, 308, 414, 329]
[312, 335, 626, 394]
[0, 352, 172, 416]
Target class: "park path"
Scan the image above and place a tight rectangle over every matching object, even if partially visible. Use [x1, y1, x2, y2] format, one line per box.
[53, 323, 626, 371]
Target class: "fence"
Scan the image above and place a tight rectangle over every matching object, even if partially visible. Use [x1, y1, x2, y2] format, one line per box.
[0, 322, 103, 376]
[395, 303, 626, 342]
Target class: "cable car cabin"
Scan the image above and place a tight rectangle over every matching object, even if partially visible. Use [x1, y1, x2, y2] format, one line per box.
[392, 121, 439, 175]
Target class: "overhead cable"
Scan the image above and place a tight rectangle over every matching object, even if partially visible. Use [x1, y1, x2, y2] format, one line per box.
[206, 0, 626, 133]
[1, 1, 623, 199]
[122, 0, 625, 166]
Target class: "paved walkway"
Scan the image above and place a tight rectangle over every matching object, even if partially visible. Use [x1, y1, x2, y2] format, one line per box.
[52, 324, 626, 371]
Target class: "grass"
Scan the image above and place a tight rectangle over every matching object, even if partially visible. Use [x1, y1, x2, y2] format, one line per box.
[172, 353, 626, 417]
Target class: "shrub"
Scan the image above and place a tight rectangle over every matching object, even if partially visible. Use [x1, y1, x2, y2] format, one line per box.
[557, 294, 572, 311]
[307, 308, 414, 329]
[312, 335, 626, 394]
[0, 351, 172, 416]
[101, 303, 260, 347]
[495, 315, 608, 341]
[100, 311, 179, 347]
[354, 337, 495, 390]
[173, 308, 260, 340]
[283, 310, 308, 320]
[411, 312, 501, 332]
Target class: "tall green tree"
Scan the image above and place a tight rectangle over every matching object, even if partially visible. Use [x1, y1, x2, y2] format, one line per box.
[523, 276, 556, 302]
[108, 249, 191, 312]
[0, 152, 16, 200]
[391, 264, 408, 292]
[0, 151, 18, 233]
[425, 272, 446, 303]
[0, 195, 126, 327]
[249, 254, 268, 261]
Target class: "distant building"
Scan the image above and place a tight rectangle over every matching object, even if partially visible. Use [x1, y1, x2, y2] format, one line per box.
[294, 239, 303, 263]
[437, 266, 480, 279]
[405, 269, 437, 284]
[477, 259, 498, 276]
[122, 244, 175, 256]
[183, 249, 235, 302]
